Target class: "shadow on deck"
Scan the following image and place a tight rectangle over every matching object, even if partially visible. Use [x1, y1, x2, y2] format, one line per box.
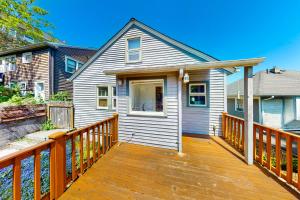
[60, 136, 297, 200]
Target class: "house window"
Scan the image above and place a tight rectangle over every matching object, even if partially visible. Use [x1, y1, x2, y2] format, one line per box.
[97, 86, 109, 109]
[9, 81, 17, 89]
[0, 58, 5, 72]
[22, 52, 33, 64]
[126, 37, 141, 63]
[189, 83, 207, 107]
[129, 79, 164, 116]
[19, 81, 27, 96]
[235, 98, 244, 112]
[65, 56, 84, 73]
[112, 86, 116, 110]
[5, 55, 16, 71]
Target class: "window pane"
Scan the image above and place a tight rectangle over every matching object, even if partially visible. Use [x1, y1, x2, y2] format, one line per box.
[98, 87, 108, 96]
[112, 86, 116, 96]
[190, 84, 205, 93]
[98, 99, 108, 107]
[190, 96, 206, 106]
[128, 38, 140, 49]
[236, 99, 244, 111]
[128, 50, 140, 61]
[67, 59, 76, 73]
[113, 98, 116, 108]
[130, 80, 163, 112]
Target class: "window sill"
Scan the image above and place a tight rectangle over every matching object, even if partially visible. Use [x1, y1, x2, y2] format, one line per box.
[127, 111, 167, 118]
[125, 60, 142, 64]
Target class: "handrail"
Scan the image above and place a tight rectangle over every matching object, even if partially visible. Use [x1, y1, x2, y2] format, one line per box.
[222, 112, 300, 191]
[0, 114, 119, 200]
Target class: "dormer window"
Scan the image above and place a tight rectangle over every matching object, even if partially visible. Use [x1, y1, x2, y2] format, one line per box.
[22, 52, 33, 64]
[126, 37, 141, 63]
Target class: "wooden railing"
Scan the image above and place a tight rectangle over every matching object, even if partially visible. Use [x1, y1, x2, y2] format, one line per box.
[222, 112, 300, 191]
[0, 114, 118, 200]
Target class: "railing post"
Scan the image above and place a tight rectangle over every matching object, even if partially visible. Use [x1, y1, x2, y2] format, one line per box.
[113, 113, 119, 144]
[222, 112, 227, 138]
[48, 131, 66, 199]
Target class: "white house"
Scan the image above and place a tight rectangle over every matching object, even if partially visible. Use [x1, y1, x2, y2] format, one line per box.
[69, 18, 264, 157]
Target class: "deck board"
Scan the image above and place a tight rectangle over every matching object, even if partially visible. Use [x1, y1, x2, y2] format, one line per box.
[60, 136, 297, 200]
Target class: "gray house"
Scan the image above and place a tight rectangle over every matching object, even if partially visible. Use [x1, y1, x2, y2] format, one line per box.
[227, 67, 300, 131]
[70, 18, 263, 151]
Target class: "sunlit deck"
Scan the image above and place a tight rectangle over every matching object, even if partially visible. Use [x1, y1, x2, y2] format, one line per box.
[60, 136, 297, 200]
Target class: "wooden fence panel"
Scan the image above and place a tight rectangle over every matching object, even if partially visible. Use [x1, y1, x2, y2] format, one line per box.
[47, 102, 74, 130]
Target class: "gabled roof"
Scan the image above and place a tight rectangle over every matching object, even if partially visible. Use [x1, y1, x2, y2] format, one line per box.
[227, 67, 300, 97]
[69, 18, 235, 81]
[0, 42, 96, 57]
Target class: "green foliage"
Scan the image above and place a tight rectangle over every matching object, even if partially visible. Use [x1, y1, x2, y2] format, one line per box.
[0, 91, 41, 106]
[50, 91, 70, 102]
[41, 120, 56, 131]
[0, 85, 19, 103]
[7, 95, 23, 105]
[0, 0, 57, 50]
[281, 158, 298, 173]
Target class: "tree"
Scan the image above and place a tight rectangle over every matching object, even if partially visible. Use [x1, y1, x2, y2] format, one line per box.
[0, 0, 56, 50]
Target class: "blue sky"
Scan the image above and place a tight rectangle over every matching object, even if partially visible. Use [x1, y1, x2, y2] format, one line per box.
[36, 0, 300, 83]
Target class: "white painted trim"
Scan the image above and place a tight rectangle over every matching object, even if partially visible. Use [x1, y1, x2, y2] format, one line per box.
[128, 78, 165, 115]
[188, 83, 207, 107]
[178, 69, 183, 153]
[125, 36, 142, 63]
[34, 80, 45, 101]
[224, 73, 227, 112]
[22, 52, 32, 64]
[96, 85, 109, 110]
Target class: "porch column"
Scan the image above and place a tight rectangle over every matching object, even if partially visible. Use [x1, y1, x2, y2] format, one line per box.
[244, 66, 254, 165]
[178, 68, 183, 153]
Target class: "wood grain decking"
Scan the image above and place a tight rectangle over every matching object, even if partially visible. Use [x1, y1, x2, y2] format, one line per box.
[60, 136, 298, 200]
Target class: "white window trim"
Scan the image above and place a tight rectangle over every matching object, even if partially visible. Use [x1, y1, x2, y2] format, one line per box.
[0, 57, 5, 73]
[34, 80, 45, 100]
[19, 81, 27, 90]
[188, 83, 207, 107]
[22, 52, 33, 64]
[125, 36, 142, 63]
[128, 79, 166, 116]
[235, 97, 244, 112]
[97, 86, 109, 110]
[112, 86, 116, 110]
[5, 55, 16, 71]
[65, 56, 84, 73]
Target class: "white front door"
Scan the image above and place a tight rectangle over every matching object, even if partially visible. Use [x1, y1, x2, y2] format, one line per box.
[296, 98, 300, 120]
[34, 81, 45, 100]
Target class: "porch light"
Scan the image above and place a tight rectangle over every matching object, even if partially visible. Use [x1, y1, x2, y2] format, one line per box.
[183, 73, 189, 84]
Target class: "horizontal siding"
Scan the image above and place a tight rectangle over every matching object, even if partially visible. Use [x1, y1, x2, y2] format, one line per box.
[182, 69, 225, 135]
[73, 25, 225, 149]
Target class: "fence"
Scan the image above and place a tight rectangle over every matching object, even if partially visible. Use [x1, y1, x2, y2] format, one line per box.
[47, 102, 74, 130]
[222, 112, 300, 191]
[0, 114, 118, 200]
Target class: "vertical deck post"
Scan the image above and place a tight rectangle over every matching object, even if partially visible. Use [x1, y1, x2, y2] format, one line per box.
[49, 131, 66, 199]
[178, 68, 183, 153]
[244, 66, 254, 165]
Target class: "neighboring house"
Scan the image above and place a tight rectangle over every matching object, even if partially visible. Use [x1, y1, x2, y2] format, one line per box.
[227, 67, 300, 131]
[0, 42, 96, 100]
[70, 18, 263, 151]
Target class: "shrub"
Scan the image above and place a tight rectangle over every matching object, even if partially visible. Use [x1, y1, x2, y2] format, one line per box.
[50, 91, 70, 102]
[0, 86, 19, 103]
[41, 120, 56, 131]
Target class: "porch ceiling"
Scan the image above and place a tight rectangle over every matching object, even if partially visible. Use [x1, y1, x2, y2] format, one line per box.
[103, 57, 265, 75]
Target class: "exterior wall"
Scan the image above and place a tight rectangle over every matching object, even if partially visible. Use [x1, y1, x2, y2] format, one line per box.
[182, 69, 225, 135]
[73, 25, 210, 150]
[117, 73, 179, 149]
[3, 48, 51, 99]
[227, 98, 260, 123]
[283, 97, 295, 124]
[262, 98, 283, 129]
[53, 47, 96, 97]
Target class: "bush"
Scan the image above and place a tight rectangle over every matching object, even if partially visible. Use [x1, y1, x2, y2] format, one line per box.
[0, 86, 19, 103]
[7, 95, 23, 106]
[50, 91, 70, 102]
[41, 120, 56, 131]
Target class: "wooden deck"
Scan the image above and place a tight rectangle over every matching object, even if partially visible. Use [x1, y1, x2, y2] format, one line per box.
[60, 136, 298, 200]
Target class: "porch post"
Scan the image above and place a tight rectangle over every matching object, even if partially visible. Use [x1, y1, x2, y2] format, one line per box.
[244, 66, 254, 165]
[178, 68, 183, 153]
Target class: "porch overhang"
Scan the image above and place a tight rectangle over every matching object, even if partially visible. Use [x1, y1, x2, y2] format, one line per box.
[103, 57, 265, 75]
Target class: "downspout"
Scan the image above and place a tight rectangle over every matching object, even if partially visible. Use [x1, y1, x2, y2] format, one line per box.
[49, 48, 54, 97]
[178, 68, 183, 153]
